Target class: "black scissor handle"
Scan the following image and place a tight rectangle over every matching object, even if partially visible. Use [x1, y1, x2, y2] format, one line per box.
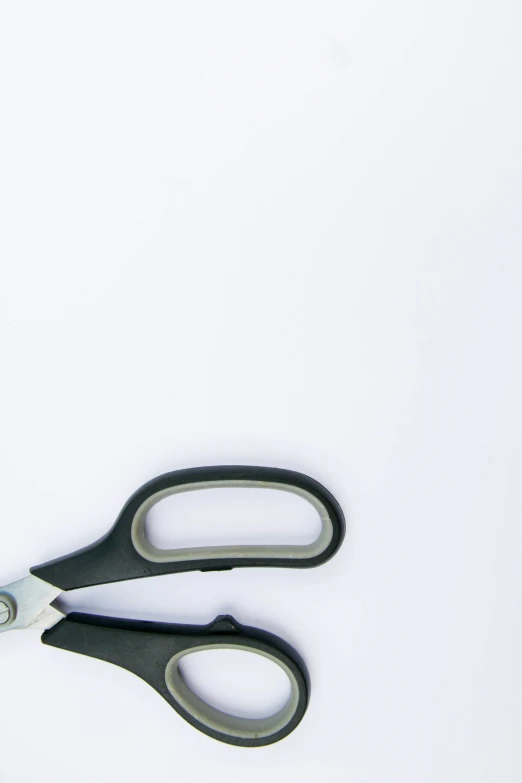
[42, 612, 310, 747]
[32, 466, 345, 590]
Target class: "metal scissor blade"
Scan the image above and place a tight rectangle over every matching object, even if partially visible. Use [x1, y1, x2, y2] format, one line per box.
[0, 574, 63, 634]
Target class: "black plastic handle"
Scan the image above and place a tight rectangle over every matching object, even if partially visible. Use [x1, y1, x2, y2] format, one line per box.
[42, 612, 310, 747]
[31, 466, 345, 590]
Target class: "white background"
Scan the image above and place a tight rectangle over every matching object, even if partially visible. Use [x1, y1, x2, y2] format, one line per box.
[1, 2, 521, 781]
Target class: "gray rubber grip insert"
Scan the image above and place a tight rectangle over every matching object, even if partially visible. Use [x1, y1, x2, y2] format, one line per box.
[131, 479, 334, 564]
[165, 643, 300, 740]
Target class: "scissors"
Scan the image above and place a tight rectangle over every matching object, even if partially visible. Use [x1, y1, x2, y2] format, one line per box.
[0, 466, 344, 746]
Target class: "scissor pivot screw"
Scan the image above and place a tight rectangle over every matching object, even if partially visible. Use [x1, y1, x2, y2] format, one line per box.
[0, 600, 12, 625]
